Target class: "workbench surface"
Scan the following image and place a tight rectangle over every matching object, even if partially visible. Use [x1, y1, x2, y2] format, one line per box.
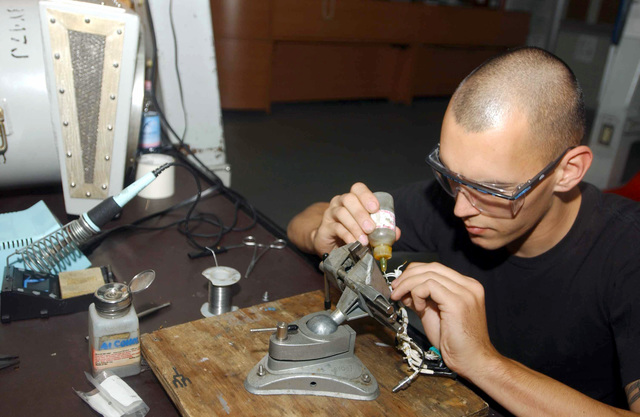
[0, 169, 324, 416]
[142, 290, 488, 417]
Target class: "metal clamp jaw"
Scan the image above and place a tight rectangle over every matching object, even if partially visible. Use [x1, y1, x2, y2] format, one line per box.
[320, 242, 401, 334]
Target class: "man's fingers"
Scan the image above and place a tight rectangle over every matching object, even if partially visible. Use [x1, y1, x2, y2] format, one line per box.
[410, 278, 458, 313]
[331, 223, 358, 246]
[392, 275, 457, 315]
[315, 222, 356, 247]
[329, 204, 368, 245]
[396, 262, 480, 294]
[391, 271, 471, 307]
[314, 182, 399, 256]
[350, 182, 379, 214]
[338, 192, 376, 236]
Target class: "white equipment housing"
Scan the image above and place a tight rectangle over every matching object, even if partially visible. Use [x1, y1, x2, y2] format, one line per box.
[0, 0, 142, 215]
[584, 0, 640, 189]
[147, 0, 229, 186]
[40, 0, 142, 214]
[1, 1, 58, 187]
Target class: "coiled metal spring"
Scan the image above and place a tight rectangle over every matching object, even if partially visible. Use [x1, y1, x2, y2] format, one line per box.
[16, 216, 97, 273]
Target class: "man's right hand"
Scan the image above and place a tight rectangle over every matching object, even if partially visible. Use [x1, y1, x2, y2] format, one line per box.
[287, 182, 401, 256]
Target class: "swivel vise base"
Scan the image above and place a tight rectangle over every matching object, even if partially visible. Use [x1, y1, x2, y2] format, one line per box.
[245, 242, 403, 401]
[244, 311, 379, 400]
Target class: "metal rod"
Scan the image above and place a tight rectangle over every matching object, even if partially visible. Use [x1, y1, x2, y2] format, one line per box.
[137, 302, 171, 319]
[250, 324, 299, 333]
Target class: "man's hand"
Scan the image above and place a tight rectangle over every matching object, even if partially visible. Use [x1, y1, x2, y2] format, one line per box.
[287, 182, 401, 256]
[391, 263, 640, 416]
[390, 262, 498, 378]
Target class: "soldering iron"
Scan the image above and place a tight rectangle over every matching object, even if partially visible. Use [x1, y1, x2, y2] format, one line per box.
[12, 163, 173, 274]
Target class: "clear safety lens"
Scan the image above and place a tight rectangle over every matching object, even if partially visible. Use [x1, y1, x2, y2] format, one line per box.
[434, 171, 524, 218]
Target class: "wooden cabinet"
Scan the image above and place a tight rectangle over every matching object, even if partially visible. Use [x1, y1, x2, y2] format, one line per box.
[271, 43, 398, 102]
[272, 0, 418, 42]
[210, 0, 530, 111]
[210, 0, 271, 39]
[418, 6, 530, 46]
[413, 46, 504, 96]
[215, 39, 273, 110]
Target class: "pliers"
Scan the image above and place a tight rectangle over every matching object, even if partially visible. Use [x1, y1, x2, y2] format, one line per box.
[0, 354, 19, 370]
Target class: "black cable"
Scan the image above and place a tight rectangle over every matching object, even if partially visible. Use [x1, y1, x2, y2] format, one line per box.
[131, 1, 259, 251]
[144, 0, 225, 189]
[82, 162, 204, 251]
[170, 149, 258, 235]
[143, 0, 258, 229]
[168, 0, 188, 142]
[83, 158, 256, 256]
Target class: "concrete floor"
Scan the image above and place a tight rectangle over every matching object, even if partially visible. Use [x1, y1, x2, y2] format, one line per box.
[222, 98, 639, 230]
[223, 98, 447, 230]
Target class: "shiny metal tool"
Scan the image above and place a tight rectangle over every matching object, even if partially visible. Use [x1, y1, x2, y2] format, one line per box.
[244, 241, 401, 400]
[241, 236, 286, 278]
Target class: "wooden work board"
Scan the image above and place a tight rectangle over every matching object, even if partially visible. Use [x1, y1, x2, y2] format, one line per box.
[141, 290, 488, 416]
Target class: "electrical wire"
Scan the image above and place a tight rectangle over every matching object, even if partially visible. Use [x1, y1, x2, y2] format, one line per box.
[87, 0, 259, 254]
[82, 162, 201, 251]
[168, 0, 188, 142]
[82, 160, 255, 257]
[143, 0, 257, 218]
[383, 264, 445, 391]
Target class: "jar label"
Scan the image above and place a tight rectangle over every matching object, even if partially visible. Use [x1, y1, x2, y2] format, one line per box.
[371, 209, 395, 230]
[93, 332, 140, 371]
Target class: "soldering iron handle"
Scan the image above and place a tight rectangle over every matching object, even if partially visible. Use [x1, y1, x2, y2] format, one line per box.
[84, 171, 161, 231]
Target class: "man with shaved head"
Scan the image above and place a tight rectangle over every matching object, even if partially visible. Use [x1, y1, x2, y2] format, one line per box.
[288, 47, 640, 415]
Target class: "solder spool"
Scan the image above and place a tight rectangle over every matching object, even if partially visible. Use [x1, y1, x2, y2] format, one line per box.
[200, 266, 241, 317]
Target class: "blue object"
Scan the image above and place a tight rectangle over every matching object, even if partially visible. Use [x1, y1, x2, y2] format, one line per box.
[0, 201, 92, 286]
[113, 171, 157, 207]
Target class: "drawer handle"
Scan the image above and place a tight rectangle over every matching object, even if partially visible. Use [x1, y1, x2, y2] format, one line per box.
[322, 0, 336, 20]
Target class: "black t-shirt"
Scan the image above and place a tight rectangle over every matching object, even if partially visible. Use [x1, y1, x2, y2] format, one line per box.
[391, 181, 640, 408]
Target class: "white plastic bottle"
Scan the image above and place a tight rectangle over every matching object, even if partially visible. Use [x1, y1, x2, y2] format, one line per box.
[369, 191, 396, 273]
[88, 283, 141, 378]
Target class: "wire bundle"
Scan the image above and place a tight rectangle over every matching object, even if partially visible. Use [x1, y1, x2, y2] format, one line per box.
[81, 2, 261, 255]
[383, 266, 441, 391]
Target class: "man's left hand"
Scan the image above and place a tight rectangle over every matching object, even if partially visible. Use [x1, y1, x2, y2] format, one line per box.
[390, 262, 498, 379]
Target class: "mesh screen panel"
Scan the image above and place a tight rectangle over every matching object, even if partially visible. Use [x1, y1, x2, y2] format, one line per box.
[68, 29, 106, 184]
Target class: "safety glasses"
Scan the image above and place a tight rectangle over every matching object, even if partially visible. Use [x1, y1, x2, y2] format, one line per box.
[426, 145, 574, 218]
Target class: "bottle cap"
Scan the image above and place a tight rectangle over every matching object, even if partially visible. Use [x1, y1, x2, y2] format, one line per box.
[94, 283, 132, 315]
[373, 244, 392, 260]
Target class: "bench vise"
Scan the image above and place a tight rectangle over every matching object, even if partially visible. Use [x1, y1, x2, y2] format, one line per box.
[244, 242, 401, 400]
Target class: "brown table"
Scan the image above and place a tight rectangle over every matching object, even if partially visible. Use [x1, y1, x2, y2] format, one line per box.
[141, 290, 488, 417]
[0, 167, 491, 416]
[0, 168, 324, 416]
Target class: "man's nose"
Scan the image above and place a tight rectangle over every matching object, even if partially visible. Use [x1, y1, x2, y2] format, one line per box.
[453, 188, 481, 218]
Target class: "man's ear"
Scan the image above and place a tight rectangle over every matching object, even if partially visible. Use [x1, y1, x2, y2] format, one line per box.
[554, 145, 593, 192]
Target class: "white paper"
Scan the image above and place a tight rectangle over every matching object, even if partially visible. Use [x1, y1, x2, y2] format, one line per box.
[101, 375, 142, 407]
[80, 390, 123, 417]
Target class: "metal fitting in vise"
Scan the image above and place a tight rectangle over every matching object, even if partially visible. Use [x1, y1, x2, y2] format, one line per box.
[320, 242, 401, 333]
